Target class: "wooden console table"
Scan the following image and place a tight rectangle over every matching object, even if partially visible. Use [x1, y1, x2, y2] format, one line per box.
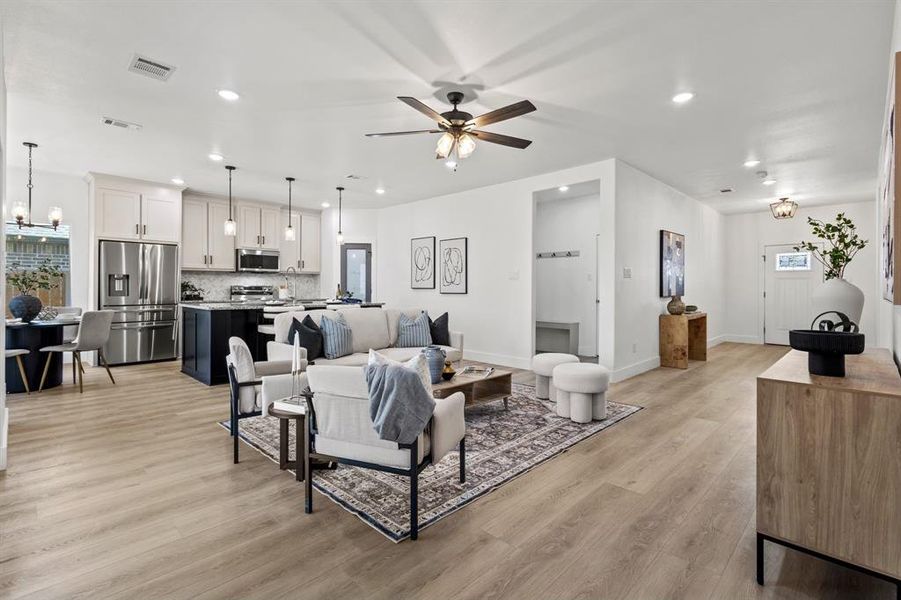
[756, 349, 901, 594]
[659, 312, 706, 369]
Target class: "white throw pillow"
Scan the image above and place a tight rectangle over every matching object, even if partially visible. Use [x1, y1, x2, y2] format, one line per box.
[368, 349, 433, 396]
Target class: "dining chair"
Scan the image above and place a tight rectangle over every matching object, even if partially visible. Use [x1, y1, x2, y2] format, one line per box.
[55, 306, 83, 383]
[5, 348, 31, 394]
[39, 310, 115, 393]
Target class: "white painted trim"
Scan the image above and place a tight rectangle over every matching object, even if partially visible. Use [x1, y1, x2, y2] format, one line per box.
[0, 407, 7, 471]
[462, 350, 532, 370]
[722, 334, 763, 344]
[612, 355, 660, 382]
[707, 334, 727, 348]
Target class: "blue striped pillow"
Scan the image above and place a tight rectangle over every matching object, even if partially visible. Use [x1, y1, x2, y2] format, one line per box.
[397, 312, 433, 348]
[320, 314, 354, 359]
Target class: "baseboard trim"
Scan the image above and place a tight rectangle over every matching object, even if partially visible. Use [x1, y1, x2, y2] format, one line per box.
[463, 350, 532, 370]
[721, 334, 762, 345]
[612, 356, 660, 383]
[708, 335, 727, 348]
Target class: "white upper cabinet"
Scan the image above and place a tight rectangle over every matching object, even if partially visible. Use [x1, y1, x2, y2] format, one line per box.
[300, 213, 321, 273]
[181, 198, 208, 270]
[207, 202, 235, 270]
[237, 205, 261, 248]
[141, 194, 180, 243]
[91, 177, 182, 244]
[181, 197, 235, 271]
[96, 188, 142, 240]
[260, 207, 280, 250]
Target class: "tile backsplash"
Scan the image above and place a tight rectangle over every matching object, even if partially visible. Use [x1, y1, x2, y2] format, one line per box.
[181, 271, 321, 301]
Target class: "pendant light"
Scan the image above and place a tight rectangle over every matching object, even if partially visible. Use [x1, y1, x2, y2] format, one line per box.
[224, 165, 237, 236]
[770, 197, 798, 220]
[11, 142, 62, 230]
[336, 186, 345, 245]
[284, 177, 296, 241]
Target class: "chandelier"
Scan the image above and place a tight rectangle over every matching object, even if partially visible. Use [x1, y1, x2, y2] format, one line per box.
[11, 142, 62, 230]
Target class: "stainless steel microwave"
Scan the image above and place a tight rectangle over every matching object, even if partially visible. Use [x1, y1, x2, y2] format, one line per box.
[236, 248, 280, 272]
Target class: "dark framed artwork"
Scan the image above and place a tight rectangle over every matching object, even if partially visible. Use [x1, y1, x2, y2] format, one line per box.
[411, 236, 435, 289]
[439, 237, 468, 294]
[659, 230, 685, 298]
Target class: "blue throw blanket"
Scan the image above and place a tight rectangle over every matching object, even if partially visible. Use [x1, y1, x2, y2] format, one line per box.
[365, 363, 436, 444]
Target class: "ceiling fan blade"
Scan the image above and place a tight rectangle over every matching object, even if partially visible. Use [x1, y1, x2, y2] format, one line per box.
[466, 100, 536, 128]
[397, 96, 451, 126]
[366, 129, 442, 137]
[470, 130, 532, 149]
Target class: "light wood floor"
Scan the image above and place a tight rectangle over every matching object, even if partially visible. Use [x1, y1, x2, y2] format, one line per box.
[1, 343, 895, 599]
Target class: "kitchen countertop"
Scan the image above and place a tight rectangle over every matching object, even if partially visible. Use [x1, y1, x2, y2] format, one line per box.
[181, 301, 384, 311]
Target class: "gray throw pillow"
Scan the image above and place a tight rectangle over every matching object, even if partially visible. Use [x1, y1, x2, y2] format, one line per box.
[320, 313, 353, 359]
[397, 312, 432, 348]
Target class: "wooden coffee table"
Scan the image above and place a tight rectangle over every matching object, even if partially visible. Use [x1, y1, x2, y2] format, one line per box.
[432, 368, 513, 409]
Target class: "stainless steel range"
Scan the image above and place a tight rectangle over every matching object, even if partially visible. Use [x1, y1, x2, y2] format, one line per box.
[230, 285, 274, 302]
[99, 240, 179, 365]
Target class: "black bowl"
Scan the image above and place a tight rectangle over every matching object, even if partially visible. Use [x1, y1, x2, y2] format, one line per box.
[788, 329, 865, 377]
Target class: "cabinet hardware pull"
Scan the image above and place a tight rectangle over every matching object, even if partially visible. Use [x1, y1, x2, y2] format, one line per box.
[302, 260, 305, 269]
[203, 255, 207, 265]
[209, 255, 213, 265]
[143, 224, 147, 235]
[262, 235, 265, 245]
[135, 224, 139, 235]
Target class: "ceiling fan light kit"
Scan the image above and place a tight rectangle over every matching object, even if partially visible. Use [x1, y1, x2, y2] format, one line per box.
[367, 91, 536, 165]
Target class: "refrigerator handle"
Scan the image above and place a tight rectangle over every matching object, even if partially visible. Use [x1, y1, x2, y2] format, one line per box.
[140, 245, 148, 302]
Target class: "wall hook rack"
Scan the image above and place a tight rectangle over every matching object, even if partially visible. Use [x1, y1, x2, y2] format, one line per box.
[536, 250, 580, 259]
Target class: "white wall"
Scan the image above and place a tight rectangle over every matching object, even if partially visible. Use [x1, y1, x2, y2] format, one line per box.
[724, 201, 880, 346]
[613, 161, 726, 380]
[5, 167, 89, 312]
[0, 21, 7, 471]
[321, 207, 380, 300]
[534, 193, 601, 357]
[367, 160, 617, 369]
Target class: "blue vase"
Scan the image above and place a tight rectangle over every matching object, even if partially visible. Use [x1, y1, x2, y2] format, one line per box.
[9, 294, 42, 323]
[421, 345, 447, 384]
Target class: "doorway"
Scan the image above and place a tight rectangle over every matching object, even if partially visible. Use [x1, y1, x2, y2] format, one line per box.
[341, 243, 372, 302]
[763, 244, 824, 345]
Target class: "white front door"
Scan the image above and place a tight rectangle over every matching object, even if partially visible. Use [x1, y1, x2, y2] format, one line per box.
[764, 244, 824, 345]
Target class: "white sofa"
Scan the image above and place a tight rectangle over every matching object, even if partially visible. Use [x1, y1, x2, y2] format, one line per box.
[267, 307, 464, 367]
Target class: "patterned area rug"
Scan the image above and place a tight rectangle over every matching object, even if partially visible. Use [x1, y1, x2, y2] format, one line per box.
[222, 383, 641, 542]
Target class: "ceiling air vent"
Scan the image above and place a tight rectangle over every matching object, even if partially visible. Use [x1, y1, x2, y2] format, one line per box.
[128, 54, 176, 81]
[720, 187, 734, 194]
[102, 117, 142, 131]
[345, 174, 366, 180]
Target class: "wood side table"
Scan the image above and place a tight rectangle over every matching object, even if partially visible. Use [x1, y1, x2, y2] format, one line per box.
[659, 312, 707, 369]
[268, 405, 306, 481]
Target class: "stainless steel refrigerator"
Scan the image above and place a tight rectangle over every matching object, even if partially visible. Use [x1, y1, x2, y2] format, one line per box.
[99, 240, 179, 365]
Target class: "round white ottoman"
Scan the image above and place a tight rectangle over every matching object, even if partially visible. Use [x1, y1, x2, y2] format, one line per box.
[532, 353, 580, 401]
[552, 363, 610, 423]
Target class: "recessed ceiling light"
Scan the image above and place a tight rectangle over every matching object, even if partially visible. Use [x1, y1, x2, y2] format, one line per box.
[321, 202, 330, 208]
[558, 185, 569, 192]
[208, 153, 224, 162]
[217, 89, 240, 101]
[445, 160, 457, 169]
[375, 187, 386, 195]
[171, 177, 185, 185]
[762, 179, 777, 186]
[672, 92, 695, 104]
[743, 159, 760, 168]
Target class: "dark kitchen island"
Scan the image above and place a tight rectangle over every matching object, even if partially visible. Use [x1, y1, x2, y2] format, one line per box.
[181, 304, 263, 385]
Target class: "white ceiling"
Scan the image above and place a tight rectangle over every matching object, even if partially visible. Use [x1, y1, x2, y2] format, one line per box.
[0, 1, 894, 213]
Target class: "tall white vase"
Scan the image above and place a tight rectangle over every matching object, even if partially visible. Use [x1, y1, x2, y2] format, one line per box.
[810, 278, 865, 326]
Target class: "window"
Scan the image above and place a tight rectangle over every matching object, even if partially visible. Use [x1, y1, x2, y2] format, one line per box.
[5, 223, 71, 309]
[775, 251, 811, 271]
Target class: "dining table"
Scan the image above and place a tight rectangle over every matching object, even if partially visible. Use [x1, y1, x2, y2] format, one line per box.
[5, 317, 80, 393]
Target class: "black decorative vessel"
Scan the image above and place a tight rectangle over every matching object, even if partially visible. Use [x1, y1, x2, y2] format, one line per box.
[8, 294, 43, 323]
[788, 311, 865, 377]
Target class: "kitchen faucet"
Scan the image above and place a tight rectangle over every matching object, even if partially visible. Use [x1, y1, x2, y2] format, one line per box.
[285, 266, 298, 300]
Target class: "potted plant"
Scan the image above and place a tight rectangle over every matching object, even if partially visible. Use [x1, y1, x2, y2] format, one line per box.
[794, 212, 868, 324]
[6, 258, 63, 322]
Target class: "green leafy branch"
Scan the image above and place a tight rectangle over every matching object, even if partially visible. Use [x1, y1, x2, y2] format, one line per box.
[793, 213, 867, 280]
[6, 258, 63, 295]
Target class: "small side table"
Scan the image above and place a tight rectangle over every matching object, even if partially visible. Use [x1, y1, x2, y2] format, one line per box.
[268, 404, 306, 481]
[659, 312, 707, 369]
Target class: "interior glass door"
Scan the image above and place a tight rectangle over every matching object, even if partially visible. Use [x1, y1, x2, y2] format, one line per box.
[341, 243, 372, 302]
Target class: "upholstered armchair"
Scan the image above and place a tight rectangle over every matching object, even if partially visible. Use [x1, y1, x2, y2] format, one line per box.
[302, 365, 466, 540]
[226, 337, 295, 463]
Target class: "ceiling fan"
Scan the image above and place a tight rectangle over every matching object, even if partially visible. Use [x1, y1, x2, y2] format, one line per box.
[366, 91, 536, 162]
